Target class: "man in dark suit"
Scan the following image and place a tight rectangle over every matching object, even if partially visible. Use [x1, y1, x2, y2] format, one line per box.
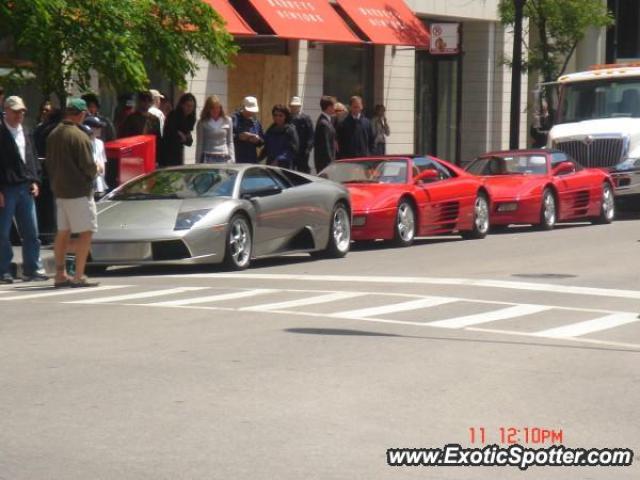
[336, 95, 375, 159]
[313, 96, 337, 174]
[0, 96, 47, 283]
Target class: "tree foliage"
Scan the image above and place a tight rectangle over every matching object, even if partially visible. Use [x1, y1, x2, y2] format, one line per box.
[0, 0, 236, 103]
[499, 0, 613, 83]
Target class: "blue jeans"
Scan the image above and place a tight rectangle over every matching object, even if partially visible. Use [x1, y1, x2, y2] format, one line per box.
[0, 183, 43, 276]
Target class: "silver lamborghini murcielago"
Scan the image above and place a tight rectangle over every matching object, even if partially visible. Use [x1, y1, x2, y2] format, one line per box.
[89, 164, 351, 270]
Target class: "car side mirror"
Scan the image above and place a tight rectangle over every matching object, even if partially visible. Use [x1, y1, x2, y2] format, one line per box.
[552, 161, 575, 176]
[414, 169, 439, 184]
[241, 185, 282, 200]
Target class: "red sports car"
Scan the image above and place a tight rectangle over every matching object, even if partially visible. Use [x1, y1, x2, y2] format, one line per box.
[319, 155, 489, 246]
[465, 149, 615, 230]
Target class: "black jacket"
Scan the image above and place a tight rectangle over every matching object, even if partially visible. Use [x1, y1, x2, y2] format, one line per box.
[291, 112, 314, 157]
[336, 114, 375, 159]
[313, 113, 336, 172]
[0, 121, 40, 187]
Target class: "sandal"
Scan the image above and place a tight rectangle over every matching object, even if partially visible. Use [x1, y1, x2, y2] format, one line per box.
[70, 277, 100, 288]
[54, 278, 73, 288]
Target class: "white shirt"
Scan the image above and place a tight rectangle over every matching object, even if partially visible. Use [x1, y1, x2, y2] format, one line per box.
[7, 123, 26, 163]
[149, 106, 165, 136]
[92, 138, 109, 193]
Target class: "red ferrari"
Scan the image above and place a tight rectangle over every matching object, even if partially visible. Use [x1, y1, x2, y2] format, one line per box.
[319, 155, 489, 246]
[465, 149, 615, 230]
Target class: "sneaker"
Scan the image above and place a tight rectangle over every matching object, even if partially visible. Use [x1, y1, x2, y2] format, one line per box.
[1, 273, 14, 284]
[22, 271, 50, 282]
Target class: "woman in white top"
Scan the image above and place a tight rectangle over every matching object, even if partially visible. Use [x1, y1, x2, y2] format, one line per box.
[195, 95, 235, 163]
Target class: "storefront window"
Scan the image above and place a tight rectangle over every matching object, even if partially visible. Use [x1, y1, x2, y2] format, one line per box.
[323, 44, 374, 114]
[608, 0, 640, 60]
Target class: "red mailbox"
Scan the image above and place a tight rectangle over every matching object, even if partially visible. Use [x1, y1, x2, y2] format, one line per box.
[105, 135, 156, 187]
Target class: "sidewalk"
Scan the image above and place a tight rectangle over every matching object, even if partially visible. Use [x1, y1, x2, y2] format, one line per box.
[10, 245, 56, 278]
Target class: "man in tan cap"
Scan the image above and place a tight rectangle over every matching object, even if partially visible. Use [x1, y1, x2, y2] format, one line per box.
[289, 96, 314, 173]
[149, 89, 166, 135]
[232, 96, 264, 163]
[0, 96, 48, 283]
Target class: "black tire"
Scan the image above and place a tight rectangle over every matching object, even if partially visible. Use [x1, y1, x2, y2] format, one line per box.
[392, 199, 416, 247]
[461, 193, 489, 239]
[538, 188, 557, 230]
[223, 214, 252, 270]
[311, 203, 350, 259]
[591, 182, 615, 224]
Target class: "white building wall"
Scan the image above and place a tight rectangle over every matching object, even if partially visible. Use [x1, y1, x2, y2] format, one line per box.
[291, 41, 323, 123]
[409, 0, 499, 21]
[185, 57, 228, 164]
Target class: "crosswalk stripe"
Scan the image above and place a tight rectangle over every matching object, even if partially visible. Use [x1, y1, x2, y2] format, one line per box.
[63, 287, 210, 304]
[331, 297, 456, 319]
[240, 292, 368, 312]
[0, 285, 128, 301]
[425, 304, 552, 329]
[532, 313, 640, 338]
[147, 289, 277, 307]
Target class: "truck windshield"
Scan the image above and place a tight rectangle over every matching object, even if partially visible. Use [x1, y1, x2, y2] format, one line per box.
[557, 79, 640, 123]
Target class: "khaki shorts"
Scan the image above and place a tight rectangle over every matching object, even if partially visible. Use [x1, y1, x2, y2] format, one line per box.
[56, 196, 98, 233]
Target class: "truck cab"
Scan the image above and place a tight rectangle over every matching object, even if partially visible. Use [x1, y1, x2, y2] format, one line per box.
[543, 64, 640, 200]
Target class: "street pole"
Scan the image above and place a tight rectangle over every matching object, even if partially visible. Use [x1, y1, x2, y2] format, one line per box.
[510, 0, 525, 149]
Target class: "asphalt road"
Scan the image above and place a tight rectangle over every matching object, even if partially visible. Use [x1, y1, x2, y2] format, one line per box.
[1, 214, 639, 479]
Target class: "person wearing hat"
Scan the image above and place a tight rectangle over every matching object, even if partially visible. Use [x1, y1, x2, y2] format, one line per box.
[148, 89, 166, 136]
[83, 116, 109, 198]
[45, 98, 99, 288]
[289, 96, 314, 173]
[0, 96, 48, 283]
[81, 93, 116, 141]
[232, 96, 264, 164]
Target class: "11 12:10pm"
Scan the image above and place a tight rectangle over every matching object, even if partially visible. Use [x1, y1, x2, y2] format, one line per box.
[468, 427, 564, 445]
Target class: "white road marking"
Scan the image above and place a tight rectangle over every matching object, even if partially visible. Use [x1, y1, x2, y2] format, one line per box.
[147, 289, 277, 307]
[0, 285, 128, 301]
[160, 273, 640, 300]
[64, 287, 210, 304]
[531, 313, 640, 339]
[425, 305, 553, 329]
[331, 297, 456, 319]
[241, 291, 368, 312]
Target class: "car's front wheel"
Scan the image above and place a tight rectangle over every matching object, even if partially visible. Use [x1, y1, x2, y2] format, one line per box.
[591, 182, 615, 224]
[538, 188, 557, 230]
[392, 200, 416, 247]
[223, 214, 252, 270]
[312, 203, 351, 258]
[461, 193, 489, 239]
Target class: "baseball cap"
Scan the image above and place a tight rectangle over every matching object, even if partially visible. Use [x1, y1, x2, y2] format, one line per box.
[242, 96, 259, 113]
[67, 97, 88, 112]
[5, 96, 27, 111]
[149, 89, 164, 99]
[289, 96, 302, 107]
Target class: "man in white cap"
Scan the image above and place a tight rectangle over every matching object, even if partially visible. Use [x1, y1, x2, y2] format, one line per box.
[289, 96, 314, 173]
[149, 89, 166, 136]
[0, 96, 48, 283]
[232, 96, 264, 163]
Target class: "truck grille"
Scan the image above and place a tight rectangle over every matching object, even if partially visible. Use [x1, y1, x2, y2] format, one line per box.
[553, 137, 625, 168]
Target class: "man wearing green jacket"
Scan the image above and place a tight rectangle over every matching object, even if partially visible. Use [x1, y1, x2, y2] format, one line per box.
[45, 98, 98, 288]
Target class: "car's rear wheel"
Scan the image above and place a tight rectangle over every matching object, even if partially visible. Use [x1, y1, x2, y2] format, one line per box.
[392, 200, 416, 247]
[461, 193, 489, 239]
[312, 203, 350, 259]
[591, 182, 615, 224]
[538, 188, 557, 230]
[223, 214, 252, 270]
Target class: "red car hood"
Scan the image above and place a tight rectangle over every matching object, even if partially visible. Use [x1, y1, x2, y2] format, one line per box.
[481, 175, 544, 199]
[347, 183, 407, 212]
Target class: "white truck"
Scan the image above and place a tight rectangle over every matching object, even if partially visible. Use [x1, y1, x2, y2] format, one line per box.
[542, 64, 640, 202]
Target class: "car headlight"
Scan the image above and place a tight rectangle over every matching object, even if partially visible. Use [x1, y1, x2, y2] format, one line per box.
[174, 209, 212, 230]
[616, 158, 640, 171]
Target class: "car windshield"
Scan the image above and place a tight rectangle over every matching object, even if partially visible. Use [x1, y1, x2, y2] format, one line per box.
[466, 155, 548, 175]
[558, 79, 640, 123]
[109, 168, 238, 200]
[319, 159, 408, 184]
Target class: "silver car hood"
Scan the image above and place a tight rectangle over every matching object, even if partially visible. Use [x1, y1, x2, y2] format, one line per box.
[95, 197, 232, 239]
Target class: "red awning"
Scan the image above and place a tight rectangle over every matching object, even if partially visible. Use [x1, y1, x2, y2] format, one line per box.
[204, 0, 256, 36]
[336, 0, 429, 46]
[246, 0, 361, 43]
